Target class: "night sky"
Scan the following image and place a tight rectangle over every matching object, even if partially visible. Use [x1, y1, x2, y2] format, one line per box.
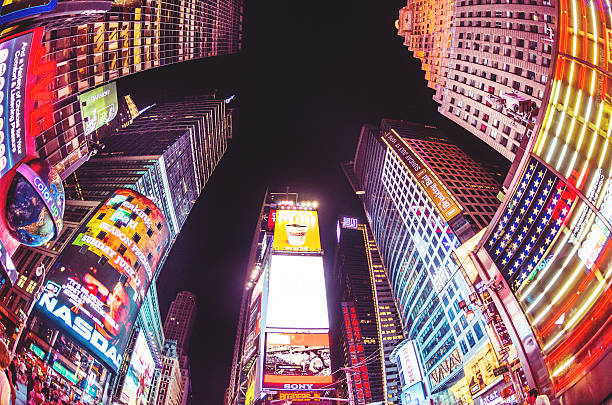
[117, 1, 505, 402]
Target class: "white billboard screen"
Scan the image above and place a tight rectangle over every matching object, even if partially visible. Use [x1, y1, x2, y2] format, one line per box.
[267, 255, 329, 329]
[396, 340, 422, 388]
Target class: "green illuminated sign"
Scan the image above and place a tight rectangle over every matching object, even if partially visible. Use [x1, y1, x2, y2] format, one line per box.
[78, 82, 118, 135]
[53, 362, 78, 384]
[29, 343, 45, 360]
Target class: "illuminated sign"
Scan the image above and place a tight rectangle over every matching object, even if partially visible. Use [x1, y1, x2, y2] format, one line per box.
[0, 0, 57, 25]
[266, 255, 329, 330]
[382, 130, 462, 221]
[342, 303, 371, 404]
[78, 82, 118, 135]
[36, 189, 169, 372]
[119, 330, 155, 405]
[463, 343, 500, 396]
[395, 340, 422, 388]
[53, 361, 78, 384]
[263, 332, 332, 390]
[29, 343, 44, 359]
[341, 217, 359, 229]
[272, 210, 321, 253]
[429, 348, 461, 388]
[268, 209, 276, 231]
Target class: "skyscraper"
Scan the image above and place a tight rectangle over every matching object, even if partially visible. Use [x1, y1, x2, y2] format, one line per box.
[397, 0, 555, 161]
[12, 0, 242, 178]
[346, 120, 502, 398]
[164, 291, 197, 354]
[64, 96, 232, 241]
[333, 216, 405, 405]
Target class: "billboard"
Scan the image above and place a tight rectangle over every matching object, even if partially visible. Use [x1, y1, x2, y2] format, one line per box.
[382, 130, 462, 222]
[0, 0, 57, 25]
[395, 340, 422, 388]
[342, 302, 371, 404]
[266, 255, 329, 330]
[36, 189, 170, 371]
[119, 330, 155, 405]
[243, 273, 263, 361]
[463, 343, 500, 396]
[263, 332, 332, 390]
[79, 82, 118, 135]
[0, 29, 36, 177]
[272, 210, 321, 253]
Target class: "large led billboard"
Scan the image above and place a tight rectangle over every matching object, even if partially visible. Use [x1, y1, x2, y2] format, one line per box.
[119, 330, 155, 405]
[263, 332, 332, 390]
[266, 255, 329, 330]
[36, 189, 170, 371]
[78, 82, 118, 135]
[272, 210, 321, 253]
[462, 343, 499, 397]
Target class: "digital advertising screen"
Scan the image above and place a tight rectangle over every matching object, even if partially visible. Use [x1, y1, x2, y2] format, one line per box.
[36, 189, 170, 372]
[78, 82, 118, 135]
[0, 28, 37, 178]
[0, 0, 57, 25]
[462, 343, 499, 397]
[243, 274, 263, 361]
[263, 332, 332, 390]
[266, 255, 329, 330]
[272, 210, 321, 253]
[119, 330, 155, 405]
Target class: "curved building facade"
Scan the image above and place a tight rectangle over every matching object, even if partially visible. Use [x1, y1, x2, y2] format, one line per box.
[473, 1, 612, 403]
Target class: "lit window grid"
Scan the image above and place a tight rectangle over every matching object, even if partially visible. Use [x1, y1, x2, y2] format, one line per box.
[36, 0, 242, 174]
[377, 148, 487, 389]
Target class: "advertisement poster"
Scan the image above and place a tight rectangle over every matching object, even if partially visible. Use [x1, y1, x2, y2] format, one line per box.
[79, 82, 118, 135]
[396, 340, 422, 388]
[120, 331, 155, 405]
[463, 343, 500, 397]
[36, 189, 169, 371]
[272, 209, 321, 252]
[0, 0, 57, 24]
[263, 332, 332, 390]
[0, 29, 34, 177]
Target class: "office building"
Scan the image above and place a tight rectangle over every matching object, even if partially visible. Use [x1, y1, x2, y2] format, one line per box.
[156, 339, 184, 405]
[333, 216, 406, 405]
[469, 2, 612, 404]
[64, 97, 232, 241]
[12, 0, 242, 178]
[164, 291, 197, 354]
[397, 0, 555, 161]
[345, 120, 502, 397]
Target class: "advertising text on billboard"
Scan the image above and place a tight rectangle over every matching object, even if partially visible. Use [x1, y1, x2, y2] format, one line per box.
[36, 189, 169, 371]
[382, 130, 462, 222]
[396, 340, 422, 388]
[79, 82, 118, 135]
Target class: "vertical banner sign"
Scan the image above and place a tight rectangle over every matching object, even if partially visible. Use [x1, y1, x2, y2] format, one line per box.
[341, 302, 372, 404]
[36, 189, 170, 372]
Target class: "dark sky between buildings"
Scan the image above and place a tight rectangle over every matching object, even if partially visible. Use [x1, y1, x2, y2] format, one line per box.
[116, 1, 508, 402]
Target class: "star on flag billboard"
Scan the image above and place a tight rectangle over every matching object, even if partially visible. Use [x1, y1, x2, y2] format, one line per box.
[35, 189, 170, 372]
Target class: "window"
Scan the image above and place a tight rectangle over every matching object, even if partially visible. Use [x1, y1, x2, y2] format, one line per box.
[118, 245, 127, 256]
[466, 331, 476, 347]
[96, 231, 107, 240]
[133, 233, 141, 243]
[474, 322, 484, 340]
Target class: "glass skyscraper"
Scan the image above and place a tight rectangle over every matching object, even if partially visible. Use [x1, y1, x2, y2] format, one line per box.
[346, 120, 502, 396]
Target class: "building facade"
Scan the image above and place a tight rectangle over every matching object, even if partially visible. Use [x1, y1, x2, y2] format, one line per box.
[470, 0, 612, 403]
[1, 0, 242, 178]
[156, 339, 183, 405]
[164, 291, 197, 354]
[397, 0, 555, 161]
[346, 121, 502, 397]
